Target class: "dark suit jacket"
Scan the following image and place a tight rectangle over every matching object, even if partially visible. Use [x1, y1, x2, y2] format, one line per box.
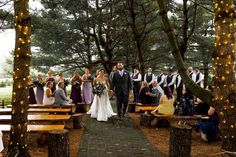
[110, 70, 132, 96]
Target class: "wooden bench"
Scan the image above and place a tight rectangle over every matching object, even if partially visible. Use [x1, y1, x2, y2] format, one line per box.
[0, 114, 71, 123]
[29, 104, 75, 108]
[140, 113, 202, 127]
[128, 103, 158, 113]
[135, 103, 158, 112]
[29, 104, 76, 113]
[0, 124, 65, 132]
[0, 108, 71, 115]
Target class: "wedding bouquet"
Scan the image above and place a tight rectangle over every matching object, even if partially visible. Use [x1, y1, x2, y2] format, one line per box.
[93, 82, 106, 97]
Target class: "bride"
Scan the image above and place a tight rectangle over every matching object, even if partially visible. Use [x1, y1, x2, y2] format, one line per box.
[87, 69, 116, 121]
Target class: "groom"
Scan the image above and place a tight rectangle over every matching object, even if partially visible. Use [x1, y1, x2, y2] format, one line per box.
[111, 62, 132, 118]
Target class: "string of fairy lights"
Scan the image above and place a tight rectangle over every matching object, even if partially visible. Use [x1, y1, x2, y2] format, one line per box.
[213, 0, 236, 139]
[10, 0, 31, 148]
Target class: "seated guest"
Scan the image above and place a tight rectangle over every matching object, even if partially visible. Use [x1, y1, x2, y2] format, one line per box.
[195, 106, 220, 142]
[138, 81, 152, 104]
[146, 80, 163, 104]
[151, 86, 175, 115]
[54, 81, 72, 106]
[43, 81, 55, 105]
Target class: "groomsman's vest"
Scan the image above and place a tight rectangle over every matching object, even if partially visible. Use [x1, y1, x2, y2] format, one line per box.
[189, 72, 194, 80]
[167, 74, 174, 85]
[132, 73, 141, 86]
[146, 74, 153, 83]
[157, 74, 163, 83]
[176, 75, 183, 88]
[196, 72, 201, 86]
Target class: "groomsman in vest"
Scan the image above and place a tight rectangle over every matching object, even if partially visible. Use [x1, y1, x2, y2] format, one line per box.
[176, 71, 183, 102]
[144, 68, 155, 89]
[186, 66, 196, 99]
[131, 68, 142, 102]
[166, 68, 176, 94]
[157, 69, 166, 89]
[195, 67, 204, 87]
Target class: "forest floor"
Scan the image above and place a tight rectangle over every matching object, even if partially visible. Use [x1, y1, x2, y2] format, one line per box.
[1, 112, 222, 157]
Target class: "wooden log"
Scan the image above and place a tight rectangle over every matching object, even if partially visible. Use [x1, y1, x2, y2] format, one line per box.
[72, 113, 83, 129]
[169, 124, 192, 157]
[140, 113, 153, 127]
[48, 129, 69, 157]
[128, 103, 136, 113]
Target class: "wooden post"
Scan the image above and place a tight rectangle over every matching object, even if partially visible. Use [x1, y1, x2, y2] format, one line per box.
[169, 124, 192, 157]
[48, 129, 69, 157]
[72, 113, 83, 129]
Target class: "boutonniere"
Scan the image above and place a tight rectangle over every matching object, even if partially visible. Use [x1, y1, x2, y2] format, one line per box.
[124, 72, 127, 75]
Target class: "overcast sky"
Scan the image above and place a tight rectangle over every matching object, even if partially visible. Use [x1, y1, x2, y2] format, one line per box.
[0, 0, 43, 73]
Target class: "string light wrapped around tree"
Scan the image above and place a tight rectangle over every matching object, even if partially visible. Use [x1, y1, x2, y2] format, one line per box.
[213, 0, 236, 152]
[6, 0, 31, 156]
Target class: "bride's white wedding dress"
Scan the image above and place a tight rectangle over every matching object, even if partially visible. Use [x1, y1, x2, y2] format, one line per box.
[87, 81, 116, 121]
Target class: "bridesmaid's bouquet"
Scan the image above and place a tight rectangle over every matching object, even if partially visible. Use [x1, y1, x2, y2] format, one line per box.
[93, 82, 106, 97]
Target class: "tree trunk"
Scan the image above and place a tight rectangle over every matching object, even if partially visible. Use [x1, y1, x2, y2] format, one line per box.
[48, 129, 69, 157]
[213, 1, 236, 152]
[156, 0, 213, 105]
[169, 124, 192, 157]
[6, 0, 31, 156]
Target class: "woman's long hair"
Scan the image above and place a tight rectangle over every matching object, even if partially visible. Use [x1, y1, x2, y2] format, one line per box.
[163, 86, 173, 99]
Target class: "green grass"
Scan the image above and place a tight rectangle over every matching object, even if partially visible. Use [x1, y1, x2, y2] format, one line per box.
[0, 86, 12, 105]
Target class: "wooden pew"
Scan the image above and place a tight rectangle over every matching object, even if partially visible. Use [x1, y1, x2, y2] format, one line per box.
[0, 124, 65, 132]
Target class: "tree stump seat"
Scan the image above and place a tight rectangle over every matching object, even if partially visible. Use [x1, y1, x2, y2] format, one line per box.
[48, 129, 69, 157]
[140, 113, 155, 127]
[72, 113, 84, 129]
[128, 102, 137, 113]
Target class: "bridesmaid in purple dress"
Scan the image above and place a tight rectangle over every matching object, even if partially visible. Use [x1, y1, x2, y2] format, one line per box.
[82, 69, 93, 104]
[34, 74, 45, 104]
[45, 70, 57, 93]
[29, 77, 37, 104]
[70, 71, 82, 104]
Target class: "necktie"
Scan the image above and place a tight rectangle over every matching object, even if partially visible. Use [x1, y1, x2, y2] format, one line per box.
[120, 70, 123, 76]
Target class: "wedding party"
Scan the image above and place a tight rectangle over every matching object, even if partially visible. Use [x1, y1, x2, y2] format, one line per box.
[0, 0, 235, 156]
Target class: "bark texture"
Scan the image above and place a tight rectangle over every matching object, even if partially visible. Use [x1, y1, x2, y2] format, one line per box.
[48, 129, 69, 157]
[169, 124, 192, 157]
[213, 0, 236, 152]
[7, 0, 31, 156]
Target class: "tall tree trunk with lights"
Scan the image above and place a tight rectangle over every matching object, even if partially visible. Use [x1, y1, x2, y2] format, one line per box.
[6, 0, 31, 156]
[213, 0, 236, 152]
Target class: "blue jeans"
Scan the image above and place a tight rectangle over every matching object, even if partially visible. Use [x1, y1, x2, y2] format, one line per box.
[195, 121, 220, 142]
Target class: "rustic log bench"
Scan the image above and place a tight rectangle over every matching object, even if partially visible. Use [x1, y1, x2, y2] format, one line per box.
[0, 124, 65, 132]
